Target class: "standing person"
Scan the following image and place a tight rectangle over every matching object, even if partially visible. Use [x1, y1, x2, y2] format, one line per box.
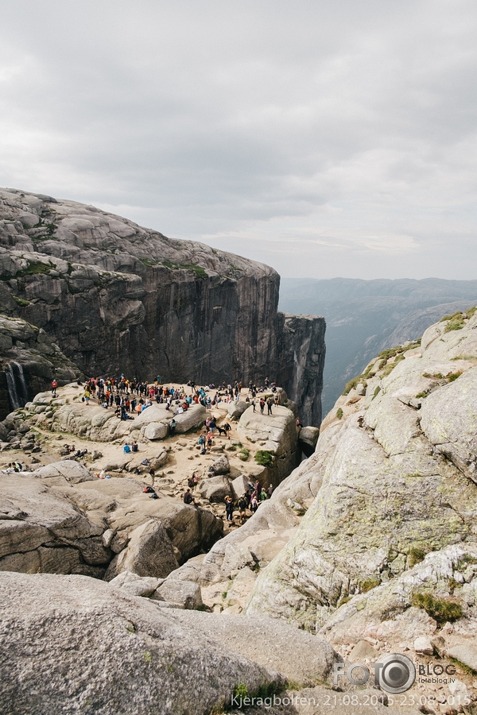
[237, 494, 248, 523]
[225, 496, 234, 522]
[259, 398, 265, 414]
[267, 397, 273, 415]
[51, 379, 58, 397]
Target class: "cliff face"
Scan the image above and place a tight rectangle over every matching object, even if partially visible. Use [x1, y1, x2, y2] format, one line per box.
[0, 189, 324, 423]
[0, 315, 78, 419]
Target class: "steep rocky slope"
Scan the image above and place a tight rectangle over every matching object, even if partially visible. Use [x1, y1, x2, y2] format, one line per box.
[0, 188, 325, 423]
[191, 309, 477, 709]
[238, 308, 477, 621]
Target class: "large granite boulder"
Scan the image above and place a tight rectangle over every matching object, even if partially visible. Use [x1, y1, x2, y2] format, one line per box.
[0, 188, 325, 424]
[237, 405, 299, 486]
[0, 473, 110, 577]
[0, 571, 284, 715]
[199, 475, 233, 502]
[104, 519, 179, 580]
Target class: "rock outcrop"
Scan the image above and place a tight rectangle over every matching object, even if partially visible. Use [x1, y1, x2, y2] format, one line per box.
[237, 404, 299, 486]
[0, 460, 223, 579]
[0, 314, 78, 419]
[0, 188, 325, 424]
[245, 308, 477, 635]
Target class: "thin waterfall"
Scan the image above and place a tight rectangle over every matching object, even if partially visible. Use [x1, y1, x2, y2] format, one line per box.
[4, 361, 29, 411]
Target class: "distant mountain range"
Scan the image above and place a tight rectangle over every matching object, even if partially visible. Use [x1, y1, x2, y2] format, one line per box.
[279, 277, 477, 417]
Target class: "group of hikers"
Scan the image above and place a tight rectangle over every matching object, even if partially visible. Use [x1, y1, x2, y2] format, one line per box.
[224, 479, 273, 523]
[183, 476, 273, 526]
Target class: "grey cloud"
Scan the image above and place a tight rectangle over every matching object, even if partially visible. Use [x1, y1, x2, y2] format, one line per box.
[1, 0, 476, 279]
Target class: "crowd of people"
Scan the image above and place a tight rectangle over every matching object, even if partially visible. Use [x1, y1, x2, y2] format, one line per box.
[49, 373, 282, 528]
[52, 374, 282, 421]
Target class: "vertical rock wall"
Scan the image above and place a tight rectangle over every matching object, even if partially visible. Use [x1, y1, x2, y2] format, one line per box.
[0, 189, 325, 424]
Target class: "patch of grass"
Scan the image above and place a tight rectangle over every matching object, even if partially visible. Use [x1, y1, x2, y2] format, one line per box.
[381, 353, 405, 377]
[254, 450, 274, 467]
[342, 376, 364, 395]
[407, 546, 427, 567]
[13, 295, 30, 307]
[359, 577, 380, 593]
[447, 371, 462, 382]
[162, 260, 208, 279]
[416, 389, 431, 399]
[411, 591, 463, 623]
[451, 354, 477, 362]
[441, 307, 476, 332]
[455, 554, 477, 569]
[138, 257, 160, 267]
[422, 371, 462, 383]
[238, 447, 250, 461]
[336, 408, 343, 419]
[15, 261, 52, 277]
[441, 311, 463, 322]
[449, 657, 477, 676]
[337, 595, 351, 607]
[445, 317, 465, 332]
[232, 683, 248, 699]
[372, 386, 381, 399]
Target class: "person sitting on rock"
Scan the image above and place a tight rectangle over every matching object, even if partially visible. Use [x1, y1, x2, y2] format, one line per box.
[169, 419, 177, 436]
[131, 441, 139, 453]
[123, 443, 131, 454]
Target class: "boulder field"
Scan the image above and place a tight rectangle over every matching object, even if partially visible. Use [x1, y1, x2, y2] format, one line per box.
[1, 309, 477, 713]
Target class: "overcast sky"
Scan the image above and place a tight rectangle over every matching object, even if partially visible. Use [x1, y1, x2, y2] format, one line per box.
[1, 1, 476, 279]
